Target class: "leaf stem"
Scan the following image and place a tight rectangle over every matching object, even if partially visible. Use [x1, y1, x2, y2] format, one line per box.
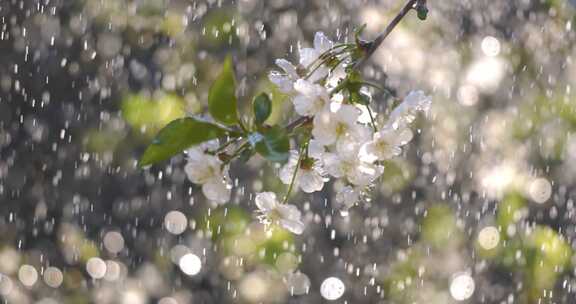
[213, 137, 240, 154]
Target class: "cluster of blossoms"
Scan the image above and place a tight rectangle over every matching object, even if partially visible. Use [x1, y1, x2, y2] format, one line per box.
[183, 32, 431, 235]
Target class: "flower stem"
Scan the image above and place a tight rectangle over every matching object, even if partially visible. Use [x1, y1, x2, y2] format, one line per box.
[303, 43, 354, 73]
[213, 137, 240, 154]
[304, 46, 354, 80]
[282, 140, 309, 204]
[366, 104, 378, 132]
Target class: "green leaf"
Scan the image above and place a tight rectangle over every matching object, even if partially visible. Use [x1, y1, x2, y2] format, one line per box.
[209, 56, 238, 125]
[139, 117, 228, 167]
[252, 93, 272, 126]
[254, 126, 290, 163]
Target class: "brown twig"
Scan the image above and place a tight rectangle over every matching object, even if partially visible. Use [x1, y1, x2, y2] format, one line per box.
[353, 0, 419, 69]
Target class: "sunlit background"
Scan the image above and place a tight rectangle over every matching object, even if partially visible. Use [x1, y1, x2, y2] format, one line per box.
[1, 0, 576, 303]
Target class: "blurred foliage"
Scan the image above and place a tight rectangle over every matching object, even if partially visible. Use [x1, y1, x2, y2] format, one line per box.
[121, 93, 186, 138]
[200, 206, 297, 268]
[201, 9, 239, 49]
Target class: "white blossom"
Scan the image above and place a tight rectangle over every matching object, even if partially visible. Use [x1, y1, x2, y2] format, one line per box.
[387, 90, 432, 129]
[279, 150, 326, 193]
[361, 126, 414, 162]
[269, 32, 347, 93]
[299, 32, 334, 83]
[184, 149, 231, 204]
[323, 144, 383, 187]
[292, 79, 330, 116]
[312, 103, 368, 147]
[255, 192, 305, 235]
[335, 186, 362, 211]
[307, 139, 326, 159]
[268, 59, 300, 94]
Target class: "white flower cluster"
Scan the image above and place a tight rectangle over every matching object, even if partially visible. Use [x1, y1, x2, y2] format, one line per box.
[183, 32, 431, 236]
[265, 32, 432, 232]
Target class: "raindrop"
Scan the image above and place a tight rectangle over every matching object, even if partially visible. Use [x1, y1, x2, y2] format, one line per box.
[478, 226, 500, 250]
[528, 177, 552, 204]
[43, 267, 63, 288]
[18, 265, 38, 287]
[320, 277, 345, 300]
[179, 253, 202, 276]
[103, 231, 125, 254]
[285, 272, 311, 296]
[450, 273, 475, 301]
[86, 257, 107, 279]
[165, 211, 188, 235]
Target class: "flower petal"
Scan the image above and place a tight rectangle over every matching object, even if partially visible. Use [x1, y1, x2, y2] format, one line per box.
[269, 71, 294, 93]
[299, 48, 318, 67]
[279, 219, 305, 235]
[335, 104, 360, 126]
[277, 204, 302, 221]
[299, 170, 325, 193]
[255, 192, 278, 211]
[202, 178, 231, 204]
[312, 110, 338, 146]
[313, 32, 333, 53]
[275, 59, 299, 78]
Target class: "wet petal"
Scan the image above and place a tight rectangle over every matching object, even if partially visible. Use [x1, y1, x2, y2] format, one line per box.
[335, 186, 360, 209]
[299, 47, 318, 67]
[203, 178, 231, 204]
[312, 110, 338, 146]
[313, 32, 333, 53]
[277, 204, 302, 221]
[255, 192, 278, 211]
[299, 170, 325, 193]
[323, 153, 344, 178]
[275, 58, 298, 78]
[279, 156, 299, 185]
[308, 139, 326, 159]
[335, 104, 360, 126]
[269, 71, 294, 93]
[279, 218, 305, 235]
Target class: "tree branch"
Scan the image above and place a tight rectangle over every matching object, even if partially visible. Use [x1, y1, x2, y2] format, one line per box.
[353, 0, 419, 69]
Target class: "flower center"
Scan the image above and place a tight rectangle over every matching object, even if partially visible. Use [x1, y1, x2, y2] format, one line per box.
[376, 139, 389, 152]
[341, 160, 354, 173]
[300, 157, 315, 170]
[268, 209, 282, 223]
[335, 122, 348, 137]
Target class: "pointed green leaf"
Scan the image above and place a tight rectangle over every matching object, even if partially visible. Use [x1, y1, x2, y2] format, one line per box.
[252, 93, 272, 126]
[208, 56, 238, 125]
[139, 117, 228, 167]
[254, 126, 290, 163]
